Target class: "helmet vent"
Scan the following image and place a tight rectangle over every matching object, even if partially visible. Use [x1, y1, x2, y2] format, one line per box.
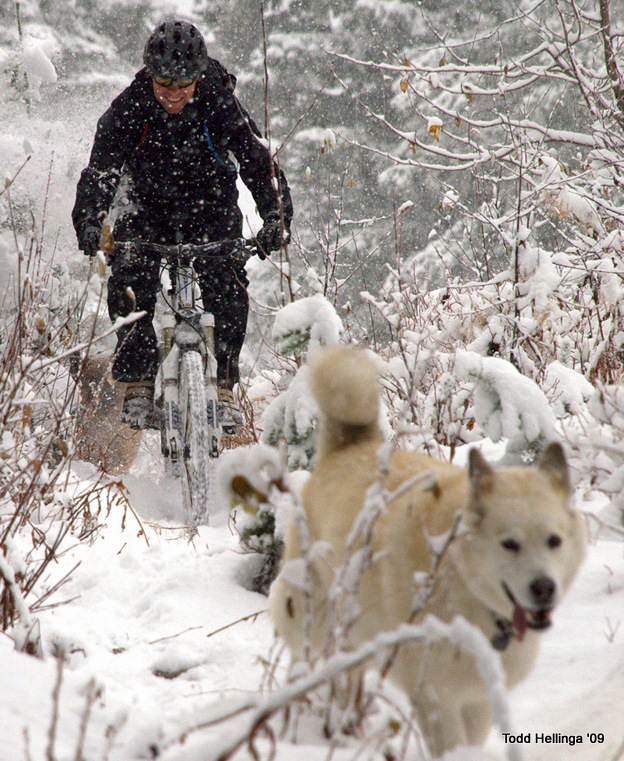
[143, 20, 208, 79]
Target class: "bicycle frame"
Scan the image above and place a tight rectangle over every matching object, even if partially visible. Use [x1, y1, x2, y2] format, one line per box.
[110, 237, 254, 523]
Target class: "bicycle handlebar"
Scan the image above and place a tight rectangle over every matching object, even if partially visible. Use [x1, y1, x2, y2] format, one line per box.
[111, 237, 257, 265]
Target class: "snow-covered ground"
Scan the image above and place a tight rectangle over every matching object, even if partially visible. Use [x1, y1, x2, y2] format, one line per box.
[1, 433, 622, 761]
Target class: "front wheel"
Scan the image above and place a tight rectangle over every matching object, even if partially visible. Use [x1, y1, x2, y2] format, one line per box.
[180, 351, 210, 525]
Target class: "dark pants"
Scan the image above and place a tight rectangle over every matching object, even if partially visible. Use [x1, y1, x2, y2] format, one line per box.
[107, 253, 249, 390]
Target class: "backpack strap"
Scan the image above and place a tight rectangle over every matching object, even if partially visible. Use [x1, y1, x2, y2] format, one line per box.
[138, 123, 149, 147]
[202, 124, 226, 166]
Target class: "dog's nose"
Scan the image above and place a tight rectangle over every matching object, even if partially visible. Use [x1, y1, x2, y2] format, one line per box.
[530, 576, 556, 606]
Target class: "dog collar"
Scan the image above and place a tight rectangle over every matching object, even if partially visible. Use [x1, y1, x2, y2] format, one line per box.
[491, 617, 516, 651]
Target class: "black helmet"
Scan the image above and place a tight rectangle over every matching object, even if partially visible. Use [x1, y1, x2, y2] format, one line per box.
[143, 20, 208, 79]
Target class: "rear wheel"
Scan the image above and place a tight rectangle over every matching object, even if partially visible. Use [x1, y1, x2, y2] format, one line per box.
[180, 351, 210, 524]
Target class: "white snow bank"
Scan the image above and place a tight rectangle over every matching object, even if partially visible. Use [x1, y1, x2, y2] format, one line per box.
[22, 39, 58, 85]
[271, 293, 343, 356]
[454, 349, 557, 445]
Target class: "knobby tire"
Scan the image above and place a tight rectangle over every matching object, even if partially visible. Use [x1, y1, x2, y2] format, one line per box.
[180, 351, 210, 525]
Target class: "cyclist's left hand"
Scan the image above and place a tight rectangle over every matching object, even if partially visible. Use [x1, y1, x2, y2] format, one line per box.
[255, 213, 289, 259]
[78, 222, 102, 257]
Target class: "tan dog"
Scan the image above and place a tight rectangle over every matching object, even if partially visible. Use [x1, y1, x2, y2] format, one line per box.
[268, 346, 586, 757]
[71, 355, 142, 475]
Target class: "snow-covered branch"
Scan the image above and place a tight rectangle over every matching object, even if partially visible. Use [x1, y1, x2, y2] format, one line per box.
[160, 616, 520, 761]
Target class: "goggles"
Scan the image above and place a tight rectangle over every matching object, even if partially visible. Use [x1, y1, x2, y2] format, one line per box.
[153, 75, 197, 89]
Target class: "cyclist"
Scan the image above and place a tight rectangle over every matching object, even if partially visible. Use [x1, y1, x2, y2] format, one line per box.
[72, 19, 293, 431]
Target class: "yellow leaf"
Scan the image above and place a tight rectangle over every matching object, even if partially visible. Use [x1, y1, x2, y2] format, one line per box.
[400, 77, 409, 92]
[230, 474, 267, 514]
[429, 123, 442, 141]
[54, 438, 69, 459]
[439, 57, 447, 67]
[99, 223, 114, 254]
[23, 405, 33, 429]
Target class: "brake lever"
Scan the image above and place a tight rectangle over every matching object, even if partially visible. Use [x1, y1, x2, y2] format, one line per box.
[231, 240, 257, 266]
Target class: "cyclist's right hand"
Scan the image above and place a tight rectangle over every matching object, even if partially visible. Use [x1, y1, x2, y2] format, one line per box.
[77, 222, 102, 257]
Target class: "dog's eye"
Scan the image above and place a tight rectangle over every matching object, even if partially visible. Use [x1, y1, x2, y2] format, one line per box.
[501, 538, 521, 553]
[547, 534, 562, 549]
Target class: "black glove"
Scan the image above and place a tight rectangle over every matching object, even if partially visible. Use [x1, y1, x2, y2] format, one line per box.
[77, 222, 102, 258]
[255, 213, 289, 260]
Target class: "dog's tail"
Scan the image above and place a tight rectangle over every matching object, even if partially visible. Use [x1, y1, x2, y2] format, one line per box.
[309, 345, 381, 457]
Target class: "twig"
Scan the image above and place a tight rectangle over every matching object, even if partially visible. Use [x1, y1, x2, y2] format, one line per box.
[31, 562, 82, 611]
[0, 155, 31, 198]
[206, 610, 266, 639]
[598, 0, 624, 122]
[149, 625, 204, 645]
[74, 678, 102, 761]
[165, 617, 517, 761]
[109, 481, 150, 547]
[583, 511, 624, 539]
[380, 511, 463, 682]
[14, 2, 30, 115]
[23, 727, 32, 761]
[46, 653, 64, 761]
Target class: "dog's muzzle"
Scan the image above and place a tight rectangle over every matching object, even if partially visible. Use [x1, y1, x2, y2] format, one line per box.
[492, 581, 556, 650]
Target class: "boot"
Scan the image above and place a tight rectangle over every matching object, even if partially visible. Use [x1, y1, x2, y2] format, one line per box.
[217, 386, 243, 435]
[121, 381, 160, 430]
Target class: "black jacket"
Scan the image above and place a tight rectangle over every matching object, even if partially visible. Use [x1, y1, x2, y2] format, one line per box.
[73, 60, 293, 244]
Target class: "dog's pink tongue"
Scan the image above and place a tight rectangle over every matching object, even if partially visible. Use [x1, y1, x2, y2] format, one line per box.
[513, 604, 528, 641]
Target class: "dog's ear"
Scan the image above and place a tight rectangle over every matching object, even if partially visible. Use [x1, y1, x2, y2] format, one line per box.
[538, 441, 571, 494]
[468, 448, 494, 489]
[467, 448, 494, 517]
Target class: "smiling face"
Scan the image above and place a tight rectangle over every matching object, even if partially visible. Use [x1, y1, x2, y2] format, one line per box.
[151, 78, 197, 114]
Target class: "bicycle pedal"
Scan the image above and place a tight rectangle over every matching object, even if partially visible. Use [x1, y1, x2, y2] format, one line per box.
[121, 396, 162, 431]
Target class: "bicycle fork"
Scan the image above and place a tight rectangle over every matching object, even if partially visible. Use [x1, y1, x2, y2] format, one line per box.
[160, 311, 221, 476]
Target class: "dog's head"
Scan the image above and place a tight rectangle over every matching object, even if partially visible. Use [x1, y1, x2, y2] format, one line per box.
[453, 443, 586, 641]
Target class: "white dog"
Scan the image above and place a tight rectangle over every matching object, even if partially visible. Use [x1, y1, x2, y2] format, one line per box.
[71, 354, 142, 475]
[269, 346, 586, 757]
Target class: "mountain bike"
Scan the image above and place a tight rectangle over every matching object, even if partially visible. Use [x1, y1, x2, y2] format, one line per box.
[111, 238, 255, 526]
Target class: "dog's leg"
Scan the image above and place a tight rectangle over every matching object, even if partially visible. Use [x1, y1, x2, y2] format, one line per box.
[461, 701, 492, 746]
[415, 690, 469, 758]
[323, 664, 368, 737]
